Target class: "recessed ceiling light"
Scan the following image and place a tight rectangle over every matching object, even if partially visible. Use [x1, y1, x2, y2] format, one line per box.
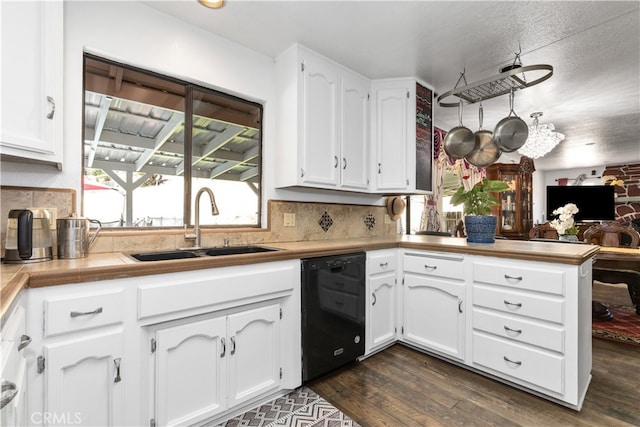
[198, 0, 224, 8]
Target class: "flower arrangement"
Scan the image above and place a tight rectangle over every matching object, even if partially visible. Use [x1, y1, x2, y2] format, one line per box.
[549, 203, 579, 235]
[450, 179, 510, 216]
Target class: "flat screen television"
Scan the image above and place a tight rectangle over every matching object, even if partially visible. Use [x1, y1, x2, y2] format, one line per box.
[546, 185, 615, 222]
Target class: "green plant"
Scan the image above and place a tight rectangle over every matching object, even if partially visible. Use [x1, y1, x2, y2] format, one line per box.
[450, 179, 510, 216]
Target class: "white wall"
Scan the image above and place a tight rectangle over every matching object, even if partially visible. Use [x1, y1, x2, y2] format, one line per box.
[0, 1, 382, 227]
[532, 165, 606, 223]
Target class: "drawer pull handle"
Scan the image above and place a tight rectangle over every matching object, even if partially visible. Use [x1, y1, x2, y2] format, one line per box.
[18, 334, 32, 351]
[379, 262, 388, 268]
[504, 274, 523, 281]
[504, 325, 522, 334]
[343, 157, 347, 170]
[372, 293, 377, 306]
[46, 96, 56, 119]
[113, 358, 121, 383]
[503, 300, 522, 308]
[220, 338, 226, 357]
[458, 298, 463, 313]
[503, 356, 522, 366]
[70, 307, 103, 317]
[334, 156, 339, 168]
[230, 336, 236, 355]
[1, 380, 18, 409]
[424, 264, 437, 271]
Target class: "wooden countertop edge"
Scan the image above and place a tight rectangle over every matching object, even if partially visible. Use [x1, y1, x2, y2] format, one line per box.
[1, 272, 29, 325]
[2, 237, 600, 320]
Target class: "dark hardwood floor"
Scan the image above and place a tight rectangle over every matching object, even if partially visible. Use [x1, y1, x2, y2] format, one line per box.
[308, 339, 640, 426]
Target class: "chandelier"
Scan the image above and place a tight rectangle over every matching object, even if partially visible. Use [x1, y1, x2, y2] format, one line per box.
[517, 112, 565, 159]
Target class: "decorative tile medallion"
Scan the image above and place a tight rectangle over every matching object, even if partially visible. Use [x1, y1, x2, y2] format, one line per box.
[318, 211, 333, 232]
[364, 213, 376, 231]
[213, 386, 361, 427]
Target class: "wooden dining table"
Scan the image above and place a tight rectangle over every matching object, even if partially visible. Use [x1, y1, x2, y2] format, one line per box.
[593, 246, 640, 316]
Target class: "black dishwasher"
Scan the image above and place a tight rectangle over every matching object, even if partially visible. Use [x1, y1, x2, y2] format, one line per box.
[301, 252, 366, 382]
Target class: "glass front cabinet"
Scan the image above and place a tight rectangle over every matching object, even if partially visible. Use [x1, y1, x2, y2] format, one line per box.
[486, 157, 535, 239]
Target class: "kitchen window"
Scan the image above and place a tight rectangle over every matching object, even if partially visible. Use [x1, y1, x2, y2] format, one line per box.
[82, 54, 262, 228]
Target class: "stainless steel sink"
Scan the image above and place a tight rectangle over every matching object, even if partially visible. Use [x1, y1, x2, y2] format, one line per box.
[204, 245, 279, 256]
[130, 245, 279, 261]
[130, 250, 200, 262]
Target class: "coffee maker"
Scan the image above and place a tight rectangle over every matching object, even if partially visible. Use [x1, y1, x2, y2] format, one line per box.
[4, 209, 53, 263]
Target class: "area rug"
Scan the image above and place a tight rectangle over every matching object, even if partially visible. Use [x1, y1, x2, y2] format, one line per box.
[592, 304, 640, 347]
[215, 387, 360, 427]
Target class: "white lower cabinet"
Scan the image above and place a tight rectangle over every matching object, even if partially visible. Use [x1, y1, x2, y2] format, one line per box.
[152, 304, 281, 427]
[469, 255, 592, 409]
[366, 250, 398, 354]
[401, 252, 466, 361]
[26, 285, 126, 427]
[44, 331, 124, 426]
[1, 297, 28, 427]
[24, 260, 300, 426]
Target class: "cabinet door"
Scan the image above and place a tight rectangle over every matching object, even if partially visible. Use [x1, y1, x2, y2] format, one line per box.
[301, 53, 340, 186]
[45, 331, 123, 426]
[0, 0, 62, 166]
[372, 86, 409, 191]
[402, 274, 465, 360]
[1, 304, 28, 427]
[155, 317, 227, 427]
[227, 304, 280, 408]
[368, 272, 397, 353]
[341, 73, 369, 190]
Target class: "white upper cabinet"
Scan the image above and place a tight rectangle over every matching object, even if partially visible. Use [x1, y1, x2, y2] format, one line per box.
[275, 45, 369, 191]
[370, 79, 414, 193]
[370, 79, 434, 194]
[0, 1, 63, 169]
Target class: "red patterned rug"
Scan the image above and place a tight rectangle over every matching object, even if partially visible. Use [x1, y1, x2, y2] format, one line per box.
[592, 304, 640, 347]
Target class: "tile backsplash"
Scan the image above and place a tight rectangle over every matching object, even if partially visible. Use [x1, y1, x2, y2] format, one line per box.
[1, 187, 397, 256]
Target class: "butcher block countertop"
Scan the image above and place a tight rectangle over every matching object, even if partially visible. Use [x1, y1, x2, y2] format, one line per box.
[1, 235, 599, 320]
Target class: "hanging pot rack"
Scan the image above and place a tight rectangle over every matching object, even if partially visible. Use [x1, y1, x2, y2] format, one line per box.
[437, 53, 553, 108]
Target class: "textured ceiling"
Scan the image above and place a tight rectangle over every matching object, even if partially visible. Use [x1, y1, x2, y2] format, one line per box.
[143, 0, 640, 171]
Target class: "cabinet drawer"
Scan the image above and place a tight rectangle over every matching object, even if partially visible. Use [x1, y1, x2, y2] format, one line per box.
[473, 332, 564, 394]
[473, 262, 564, 295]
[473, 308, 564, 353]
[404, 252, 464, 281]
[368, 252, 397, 275]
[473, 285, 564, 324]
[45, 290, 124, 337]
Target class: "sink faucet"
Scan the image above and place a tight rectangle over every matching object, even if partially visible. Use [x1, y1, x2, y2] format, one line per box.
[187, 187, 219, 248]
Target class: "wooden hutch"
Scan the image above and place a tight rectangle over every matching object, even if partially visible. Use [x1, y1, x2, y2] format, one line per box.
[487, 157, 535, 239]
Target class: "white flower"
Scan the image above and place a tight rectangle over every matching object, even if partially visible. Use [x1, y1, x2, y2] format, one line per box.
[549, 203, 579, 235]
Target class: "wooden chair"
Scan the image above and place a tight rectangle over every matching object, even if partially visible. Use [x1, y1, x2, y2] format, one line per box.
[583, 222, 640, 247]
[528, 222, 559, 240]
[584, 222, 640, 319]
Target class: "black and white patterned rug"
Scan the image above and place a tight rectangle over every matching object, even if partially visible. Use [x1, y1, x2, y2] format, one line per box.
[215, 386, 360, 427]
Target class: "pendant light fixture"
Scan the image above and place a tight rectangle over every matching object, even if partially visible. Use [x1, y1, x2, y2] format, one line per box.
[517, 112, 565, 159]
